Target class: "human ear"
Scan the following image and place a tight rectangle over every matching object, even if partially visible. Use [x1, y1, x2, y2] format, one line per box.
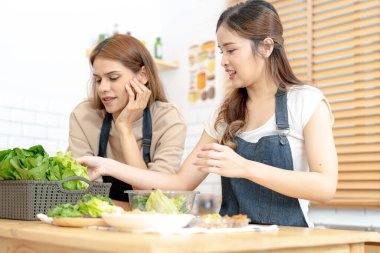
[137, 66, 148, 85]
[262, 38, 274, 58]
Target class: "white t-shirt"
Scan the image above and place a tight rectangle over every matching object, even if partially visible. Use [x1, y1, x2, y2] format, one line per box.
[204, 85, 334, 227]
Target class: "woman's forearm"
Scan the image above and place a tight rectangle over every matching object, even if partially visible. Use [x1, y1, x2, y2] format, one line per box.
[246, 161, 337, 202]
[118, 128, 148, 169]
[91, 131, 215, 191]
[103, 158, 193, 190]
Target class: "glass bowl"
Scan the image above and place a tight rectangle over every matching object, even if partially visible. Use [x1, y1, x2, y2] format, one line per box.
[125, 189, 199, 214]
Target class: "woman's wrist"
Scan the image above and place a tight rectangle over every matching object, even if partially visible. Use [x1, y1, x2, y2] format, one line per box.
[244, 159, 258, 181]
[101, 158, 111, 176]
[115, 121, 133, 132]
[116, 124, 134, 137]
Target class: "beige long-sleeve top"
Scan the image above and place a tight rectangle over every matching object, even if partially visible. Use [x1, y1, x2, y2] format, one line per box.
[68, 100, 187, 174]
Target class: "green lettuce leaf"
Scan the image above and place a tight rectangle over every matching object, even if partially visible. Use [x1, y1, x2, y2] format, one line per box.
[0, 146, 90, 190]
[47, 203, 82, 218]
[131, 195, 149, 211]
[145, 190, 179, 214]
[47, 194, 121, 218]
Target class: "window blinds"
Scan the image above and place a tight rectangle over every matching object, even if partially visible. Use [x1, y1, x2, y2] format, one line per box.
[269, 0, 380, 207]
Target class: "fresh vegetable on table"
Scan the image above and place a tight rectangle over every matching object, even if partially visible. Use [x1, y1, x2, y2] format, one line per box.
[134, 189, 189, 214]
[0, 145, 89, 190]
[131, 195, 149, 211]
[47, 203, 83, 218]
[47, 194, 123, 218]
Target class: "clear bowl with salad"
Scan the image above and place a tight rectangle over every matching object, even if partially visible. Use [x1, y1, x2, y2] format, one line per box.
[125, 189, 199, 214]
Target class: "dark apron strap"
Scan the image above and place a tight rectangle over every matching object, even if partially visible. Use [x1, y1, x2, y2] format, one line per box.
[142, 108, 152, 164]
[275, 90, 289, 130]
[98, 113, 113, 157]
[99, 108, 152, 201]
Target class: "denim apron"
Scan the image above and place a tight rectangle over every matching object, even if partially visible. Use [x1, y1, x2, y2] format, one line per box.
[98, 108, 152, 201]
[220, 90, 308, 227]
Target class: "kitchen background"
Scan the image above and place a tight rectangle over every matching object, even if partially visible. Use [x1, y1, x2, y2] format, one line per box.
[0, 0, 379, 231]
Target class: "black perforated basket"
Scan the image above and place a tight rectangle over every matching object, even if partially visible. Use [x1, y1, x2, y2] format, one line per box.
[0, 176, 111, 220]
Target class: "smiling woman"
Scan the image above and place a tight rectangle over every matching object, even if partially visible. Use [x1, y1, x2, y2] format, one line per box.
[67, 34, 187, 208]
[77, 0, 337, 228]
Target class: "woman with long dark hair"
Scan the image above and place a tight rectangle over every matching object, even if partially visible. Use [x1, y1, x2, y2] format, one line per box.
[78, 1, 337, 227]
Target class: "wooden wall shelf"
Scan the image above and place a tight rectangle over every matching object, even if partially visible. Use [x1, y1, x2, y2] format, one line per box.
[154, 59, 179, 71]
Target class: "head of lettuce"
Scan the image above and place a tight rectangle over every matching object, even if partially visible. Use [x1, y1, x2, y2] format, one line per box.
[0, 145, 89, 190]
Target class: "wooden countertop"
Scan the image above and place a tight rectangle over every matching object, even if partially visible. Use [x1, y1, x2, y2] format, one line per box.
[0, 219, 379, 253]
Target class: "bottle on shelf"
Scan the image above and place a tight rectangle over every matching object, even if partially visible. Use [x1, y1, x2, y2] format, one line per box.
[113, 23, 119, 35]
[154, 37, 163, 59]
[97, 33, 107, 43]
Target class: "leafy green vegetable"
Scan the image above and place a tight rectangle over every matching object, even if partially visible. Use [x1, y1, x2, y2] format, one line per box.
[0, 145, 90, 190]
[49, 151, 89, 190]
[0, 145, 48, 180]
[172, 195, 189, 213]
[0, 149, 11, 161]
[145, 190, 187, 214]
[47, 203, 82, 218]
[47, 194, 122, 218]
[78, 195, 116, 218]
[131, 195, 149, 211]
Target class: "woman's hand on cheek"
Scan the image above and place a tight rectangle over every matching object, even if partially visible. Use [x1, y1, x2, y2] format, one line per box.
[194, 143, 249, 178]
[129, 77, 151, 109]
[76, 156, 107, 181]
[115, 78, 151, 130]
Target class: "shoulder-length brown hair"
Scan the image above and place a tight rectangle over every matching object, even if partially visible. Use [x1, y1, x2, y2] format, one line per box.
[215, 0, 303, 149]
[88, 34, 167, 109]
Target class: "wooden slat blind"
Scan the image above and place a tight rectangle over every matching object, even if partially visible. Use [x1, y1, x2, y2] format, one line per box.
[277, 0, 309, 82]
[269, 0, 380, 208]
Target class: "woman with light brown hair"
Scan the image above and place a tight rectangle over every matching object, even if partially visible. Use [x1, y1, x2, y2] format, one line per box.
[68, 34, 186, 208]
[78, 0, 337, 227]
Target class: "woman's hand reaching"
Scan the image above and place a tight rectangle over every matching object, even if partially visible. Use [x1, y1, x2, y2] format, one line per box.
[76, 156, 108, 181]
[115, 77, 151, 130]
[194, 143, 250, 178]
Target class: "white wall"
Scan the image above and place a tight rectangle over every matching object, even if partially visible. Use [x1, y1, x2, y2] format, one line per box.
[159, 0, 225, 203]
[0, 0, 162, 154]
[0, 0, 378, 230]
